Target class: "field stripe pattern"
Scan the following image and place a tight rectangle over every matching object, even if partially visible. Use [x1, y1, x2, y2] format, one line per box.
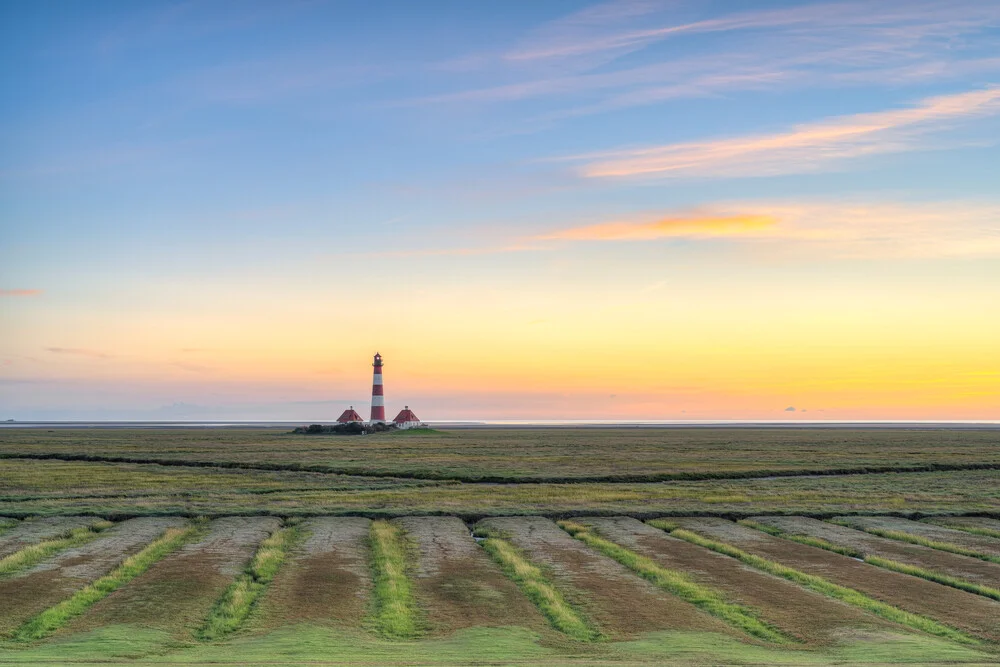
[0, 520, 113, 576]
[743, 516, 1000, 599]
[0, 517, 187, 637]
[925, 517, 1000, 540]
[474, 523, 598, 641]
[73, 516, 282, 636]
[13, 522, 201, 641]
[398, 516, 549, 635]
[0, 517, 104, 559]
[367, 520, 422, 639]
[477, 517, 735, 639]
[648, 520, 979, 645]
[197, 521, 302, 640]
[257, 517, 372, 630]
[558, 520, 790, 643]
[831, 517, 1000, 563]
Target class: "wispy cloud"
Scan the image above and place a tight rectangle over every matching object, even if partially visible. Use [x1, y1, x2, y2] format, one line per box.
[566, 87, 1000, 179]
[0, 289, 43, 297]
[506, 1, 1000, 64]
[541, 200, 1000, 258]
[45, 347, 114, 359]
[407, 1, 1000, 121]
[370, 243, 545, 259]
[538, 214, 776, 240]
[396, 199, 1000, 260]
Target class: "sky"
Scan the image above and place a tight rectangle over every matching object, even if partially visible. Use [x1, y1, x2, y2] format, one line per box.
[1, 0, 999, 421]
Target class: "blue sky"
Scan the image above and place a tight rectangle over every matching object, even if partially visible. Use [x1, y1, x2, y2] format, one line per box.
[2, 0, 999, 420]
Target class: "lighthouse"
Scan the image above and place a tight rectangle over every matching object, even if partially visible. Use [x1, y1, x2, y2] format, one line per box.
[370, 352, 385, 424]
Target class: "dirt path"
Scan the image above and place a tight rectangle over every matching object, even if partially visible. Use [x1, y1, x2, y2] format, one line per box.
[0, 517, 186, 636]
[477, 516, 733, 640]
[581, 516, 893, 645]
[752, 516, 1000, 589]
[258, 517, 371, 629]
[395, 516, 547, 636]
[671, 518, 1000, 642]
[834, 516, 1000, 558]
[0, 517, 97, 559]
[68, 517, 280, 636]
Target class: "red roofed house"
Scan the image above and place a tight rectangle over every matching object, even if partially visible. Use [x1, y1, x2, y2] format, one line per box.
[392, 406, 424, 430]
[337, 406, 365, 423]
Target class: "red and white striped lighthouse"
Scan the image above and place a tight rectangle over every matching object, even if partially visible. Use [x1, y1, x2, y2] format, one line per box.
[370, 352, 385, 424]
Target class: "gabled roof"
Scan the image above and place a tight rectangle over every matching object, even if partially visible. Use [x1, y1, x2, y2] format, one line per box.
[392, 406, 421, 423]
[337, 407, 364, 423]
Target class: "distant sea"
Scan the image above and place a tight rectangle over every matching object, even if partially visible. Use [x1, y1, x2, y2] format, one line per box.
[1, 420, 999, 429]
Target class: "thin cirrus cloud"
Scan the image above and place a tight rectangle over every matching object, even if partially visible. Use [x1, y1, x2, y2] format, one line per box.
[506, 0, 1000, 64]
[0, 289, 43, 297]
[537, 214, 777, 241]
[44, 347, 115, 359]
[411, 0, 1000, 118]
[537, 201, 1000, 259]
[566, 87, 1000, 179]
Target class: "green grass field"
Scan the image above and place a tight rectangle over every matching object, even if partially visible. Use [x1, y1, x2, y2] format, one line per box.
[0, 426, 998, 665]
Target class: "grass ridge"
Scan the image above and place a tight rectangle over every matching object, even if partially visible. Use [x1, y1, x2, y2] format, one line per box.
[367, 520, 422, 640]
[646, 520, 978, 646]
[0, 520, 114, 577]
[4, 452, 999, 485]
[829, 521, 1000, 565]
[474, 524, 599, 641]
[197, 520, 301, 641]
[558, 520, 790, 643]
[12, 521, 201, 642]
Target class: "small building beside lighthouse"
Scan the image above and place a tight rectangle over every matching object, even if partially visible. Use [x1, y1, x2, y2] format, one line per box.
[336, 407, 364, 424]
[392, 406, 424, 430]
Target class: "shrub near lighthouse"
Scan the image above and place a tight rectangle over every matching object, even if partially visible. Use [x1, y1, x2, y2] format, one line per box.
[370, 353, 385, 424]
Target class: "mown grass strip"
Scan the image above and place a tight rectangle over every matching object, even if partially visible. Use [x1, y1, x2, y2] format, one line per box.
[738, 521, 1000, 602]
[646, 520, 978, 646]
[0, 520, 114, 577]
[13, 522, 201, 642]
[738, 520, 862, 558]
[829, 521, 1000, 565]
[474, 525, 599, 641]
[197, 521, 301, 641]
[558, 520, 790, 643]
[367, 520, 422, 640]
[926, 520, 1000, 540]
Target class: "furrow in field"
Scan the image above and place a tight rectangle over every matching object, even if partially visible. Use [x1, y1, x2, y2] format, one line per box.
[577, 516, 895, 645]
[749, 516, 1000, 591]
[396, 516, 548, 636]
[0, 517, 98, 559]
[476, 517, 734, 639]
[833, 517, 1000, 559]
[667, 518, 1000, 642]
[67, 517, 280, 637]
[258, 517, 371, 629]
[0, 517, 186, 637]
